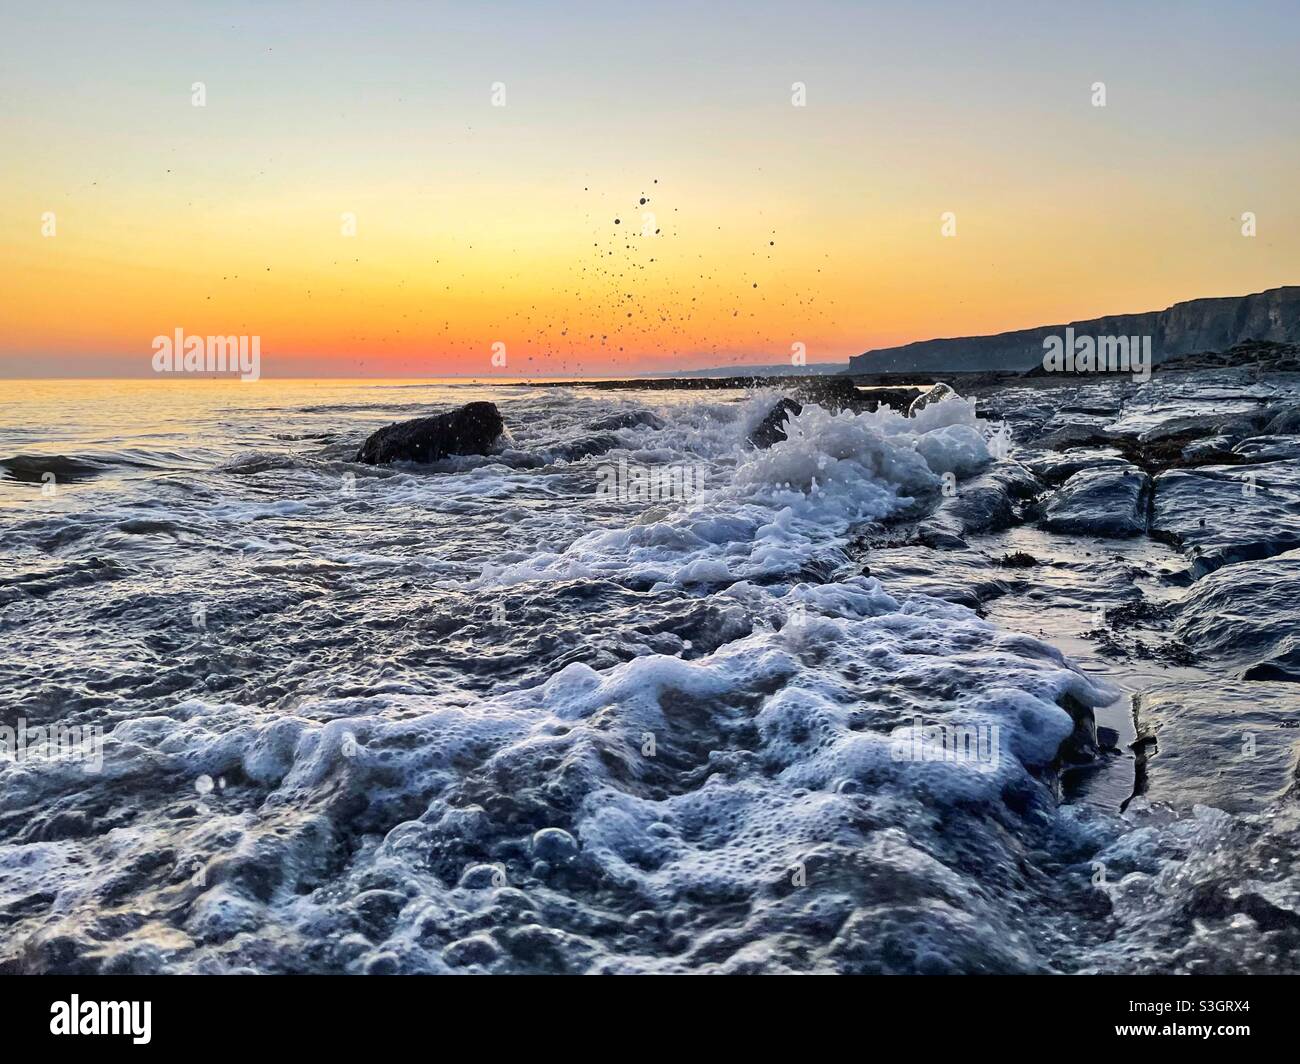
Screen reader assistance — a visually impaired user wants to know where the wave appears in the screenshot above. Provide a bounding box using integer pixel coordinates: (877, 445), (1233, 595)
(0, 454), (114, 483)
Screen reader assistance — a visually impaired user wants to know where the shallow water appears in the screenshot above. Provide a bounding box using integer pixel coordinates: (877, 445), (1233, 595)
(1, 377), (1296, 974)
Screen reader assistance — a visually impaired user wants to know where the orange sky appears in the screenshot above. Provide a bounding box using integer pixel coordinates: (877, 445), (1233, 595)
(2, 2), (1297, 378)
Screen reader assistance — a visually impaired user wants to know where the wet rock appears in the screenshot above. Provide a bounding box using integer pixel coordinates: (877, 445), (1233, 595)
(1137, 411), (1266, 446)
(914, 463), (1039, 547)
(1264, 403), (1300, 435)
(919, 483), (1011, 548)
(1132, 681), (1300, 812)
(1180, 435), (1236, 464)
(907, 382), (957, 416)
(548, 433), (620, 461)
(1036, 423), (1118, 452)
(1151, 462), (1300, 576)
(1233, 436), (1300, 463)
(1173, 549), (1300, 681)
(354, 402), (504, 464)
(1022, 447), (1130, 485)
(1039, 466), (1151, 537)
(26, 811), (94, 842)
(749, 398), (802, 448)
(985, 461), (1046, 500)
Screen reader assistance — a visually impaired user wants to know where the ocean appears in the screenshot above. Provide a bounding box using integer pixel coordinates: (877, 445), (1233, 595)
(1, 375), (1297, 973)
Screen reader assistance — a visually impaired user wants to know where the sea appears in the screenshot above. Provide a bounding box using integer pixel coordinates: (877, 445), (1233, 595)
(1, 376), (1296, 973)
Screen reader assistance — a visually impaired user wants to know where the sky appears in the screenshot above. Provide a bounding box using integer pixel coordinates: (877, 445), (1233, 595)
(1, 0), (1297, 378)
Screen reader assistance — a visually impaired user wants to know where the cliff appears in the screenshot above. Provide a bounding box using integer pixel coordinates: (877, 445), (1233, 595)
(848, 286), (1300, 374)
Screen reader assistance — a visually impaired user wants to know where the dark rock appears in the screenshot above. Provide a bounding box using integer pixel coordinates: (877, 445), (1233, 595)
(1180, 435), (1237, 464)
(1159, 338), (1300, 373)
(750, 398), (803, 448)
(1233, 436), (1300, 463)
(1023, 447), (1131, 485)
(1174, 549), (1300, 681)
(1036, 423), (1118, 452)
(1264, 403), (1300, 435)
(985, 461), (1046, 500)
(548, 434), (620, 461)
(0, 454), (109, 484)
(1151, 462), (1300, 577)
(908, 462), (1039, 549)
(1137, 411), (1267, 446)
(859, 386), (924, 413)
(355, 402), (504, 464)
(1039, 466), (1151, 537)
(790, 376), (866, 410)
(1108, 409), (1279, 473)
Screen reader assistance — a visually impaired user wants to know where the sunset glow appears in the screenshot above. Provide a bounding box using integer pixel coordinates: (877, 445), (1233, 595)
(3, 0), (1298, 377)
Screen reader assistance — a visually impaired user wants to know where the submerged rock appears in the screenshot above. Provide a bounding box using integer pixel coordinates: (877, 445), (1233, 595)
(863, 546), (1011, 609)
(1039, 465), (1151, 537)
(1174, 549), (1300, 681)
(1131, 680), (1300, 812)
(355, 402), (504, 464)
(749, 398), (803, 448)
